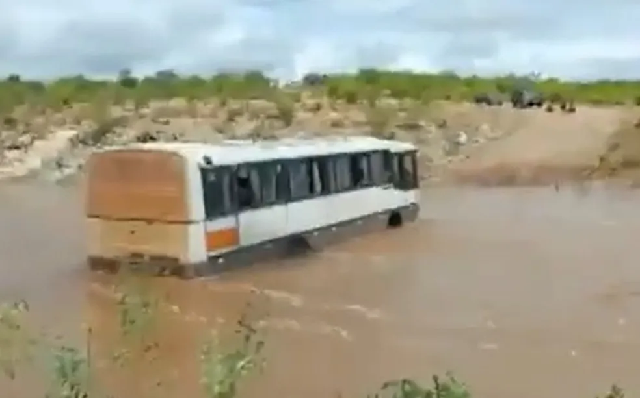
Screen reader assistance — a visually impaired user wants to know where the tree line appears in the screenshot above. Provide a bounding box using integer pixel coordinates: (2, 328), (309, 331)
(0, 69), (639, 113)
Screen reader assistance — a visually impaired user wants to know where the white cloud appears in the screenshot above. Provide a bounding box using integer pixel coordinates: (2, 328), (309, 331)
(0, 0), (638, 80)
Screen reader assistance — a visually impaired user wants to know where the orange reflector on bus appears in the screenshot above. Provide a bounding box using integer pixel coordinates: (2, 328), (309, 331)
(205, 228), (239, 251)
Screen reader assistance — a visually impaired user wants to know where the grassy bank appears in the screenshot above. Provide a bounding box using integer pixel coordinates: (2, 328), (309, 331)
(0, 272), (628, 398)
(1, 70), (640, 114)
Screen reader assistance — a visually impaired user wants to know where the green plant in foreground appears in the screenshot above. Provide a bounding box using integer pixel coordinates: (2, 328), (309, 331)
(0, 300), (37, 380)
(112, 273), (160, 367)
(200, 306), (266, 398)
(370, 373), (470, 398)
(598, 384), (625, 398)
(115, 275), (159, 339)
(47, 344), (91, 398)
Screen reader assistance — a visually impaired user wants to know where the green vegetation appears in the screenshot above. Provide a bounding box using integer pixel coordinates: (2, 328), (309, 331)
(1, 69), (640, 115)
(0, 273), (629, 397)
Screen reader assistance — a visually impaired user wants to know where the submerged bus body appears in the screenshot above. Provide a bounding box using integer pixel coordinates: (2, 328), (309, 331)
(85, 136), (420, 278)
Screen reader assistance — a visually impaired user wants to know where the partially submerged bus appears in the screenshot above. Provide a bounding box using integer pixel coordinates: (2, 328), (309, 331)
(85, 136), (420, 278)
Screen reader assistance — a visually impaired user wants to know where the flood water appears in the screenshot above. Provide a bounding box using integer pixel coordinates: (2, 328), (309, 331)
(1, 181), (640, 398)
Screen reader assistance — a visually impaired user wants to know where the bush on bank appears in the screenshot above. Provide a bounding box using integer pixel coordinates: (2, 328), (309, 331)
(1, 69), (640, 114)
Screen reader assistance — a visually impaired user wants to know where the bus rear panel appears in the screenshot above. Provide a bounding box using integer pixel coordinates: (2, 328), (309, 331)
(85, 149), (201, 275)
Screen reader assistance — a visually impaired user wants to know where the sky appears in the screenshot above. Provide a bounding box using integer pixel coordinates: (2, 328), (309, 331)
(1, 0), (639, 81)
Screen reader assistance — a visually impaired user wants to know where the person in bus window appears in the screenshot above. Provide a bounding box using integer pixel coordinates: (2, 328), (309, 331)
(236, 167), (254, 208)
(350, 156), (364, 186)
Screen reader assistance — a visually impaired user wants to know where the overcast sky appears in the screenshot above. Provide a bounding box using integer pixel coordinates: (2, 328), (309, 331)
(1, 0), (639, 80)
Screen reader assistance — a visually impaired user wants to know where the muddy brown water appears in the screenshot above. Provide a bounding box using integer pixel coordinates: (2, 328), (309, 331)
(1, 181), (640, 398)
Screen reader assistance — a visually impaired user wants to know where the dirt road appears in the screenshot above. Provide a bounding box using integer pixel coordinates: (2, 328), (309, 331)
(447, 105), (633, 183)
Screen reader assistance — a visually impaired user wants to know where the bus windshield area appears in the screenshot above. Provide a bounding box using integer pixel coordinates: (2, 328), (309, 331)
(385, 151), (418, 190)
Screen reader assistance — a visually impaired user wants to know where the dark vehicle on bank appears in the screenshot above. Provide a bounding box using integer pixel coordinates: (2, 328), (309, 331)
(473, 92), (504, 106)
(511, 89), (545, 108)
(302, 73), (328, 86)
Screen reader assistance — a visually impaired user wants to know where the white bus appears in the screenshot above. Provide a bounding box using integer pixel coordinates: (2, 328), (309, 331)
(85, 136), (420, 278)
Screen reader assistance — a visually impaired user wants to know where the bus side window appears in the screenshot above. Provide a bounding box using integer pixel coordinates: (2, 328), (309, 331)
(236, 165), (261, 210)
(313, 156), (334, 195)
(275, 163), (289, 202)
(310, 160), (322, 195)
(369, 152), (386, 186)
(383, 152), (399, 185)
(400, 152), (419, 189)
(333, 155), (354, 192)
(348, 153), (369, 187)
(258, 162), (278, 206)
(289, 158), (312, 200)
(201, 166), (233, 219)
(412, 152), (419, 188)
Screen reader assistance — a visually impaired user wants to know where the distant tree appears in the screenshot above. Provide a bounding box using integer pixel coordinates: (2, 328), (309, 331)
(302, 73), (326, 86)
(117, 68), (138, 89)
(6, 74), (20, 83)
(356, 68), (381, 85)
(155, 69), (178, 80)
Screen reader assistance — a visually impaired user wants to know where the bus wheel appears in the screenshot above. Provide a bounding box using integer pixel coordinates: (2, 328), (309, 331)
(286, 235), (313, 255)
(388, 211), (403, 228)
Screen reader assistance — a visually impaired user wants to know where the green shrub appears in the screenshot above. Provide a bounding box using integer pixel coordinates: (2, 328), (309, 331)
(369, 373), (471, 398)
(273, 94), (295, 127)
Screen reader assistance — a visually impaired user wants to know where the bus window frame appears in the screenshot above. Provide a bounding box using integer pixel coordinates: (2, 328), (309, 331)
(367, 150), (388, 187)
(254, 160), (288, 208)
(200, 165), (236, 220)
(286, 157), (315, 202)
(397, 150), (419, 190)
(205, 148), (416, 212)
(232, 161), (291, 211)
(310, 155), (335, 195)
(234, 164), (261, 211)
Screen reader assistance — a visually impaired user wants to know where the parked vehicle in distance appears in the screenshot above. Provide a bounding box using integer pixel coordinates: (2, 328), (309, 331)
(84, 136), (421, 278)
(511, 88), (545, 108)
(473, 92), (504, 106)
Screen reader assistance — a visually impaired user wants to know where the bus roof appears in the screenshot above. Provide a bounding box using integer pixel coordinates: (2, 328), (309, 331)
(94, 135), (417, 166)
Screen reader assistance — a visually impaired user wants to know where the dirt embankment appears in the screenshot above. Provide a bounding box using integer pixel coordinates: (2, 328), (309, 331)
(0, 95), (638, 186)
(443, 105), (640, 185)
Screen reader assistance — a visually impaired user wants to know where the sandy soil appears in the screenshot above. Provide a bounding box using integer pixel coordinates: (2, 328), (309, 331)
(445, 105), (637, 184)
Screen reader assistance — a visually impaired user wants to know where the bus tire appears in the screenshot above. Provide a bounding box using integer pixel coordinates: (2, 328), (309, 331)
(286, 235), (313, 255)
(388, 211), (403, 228)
